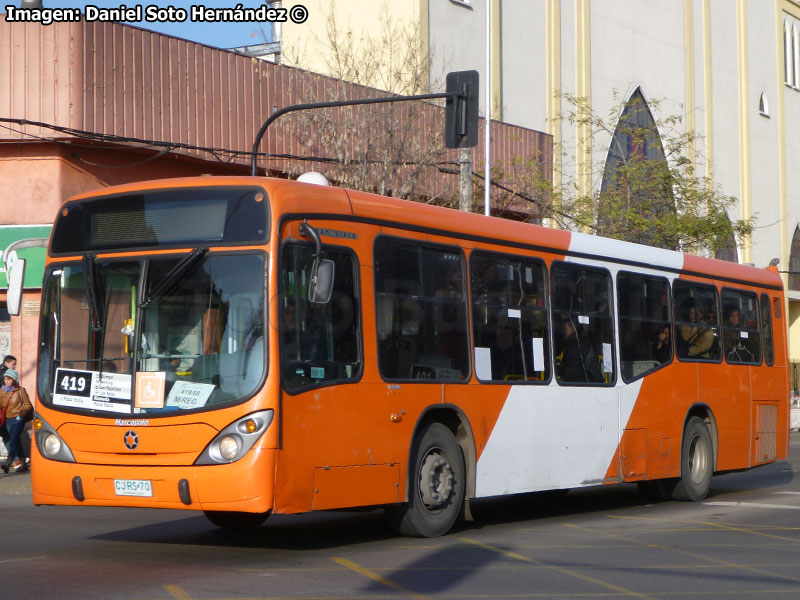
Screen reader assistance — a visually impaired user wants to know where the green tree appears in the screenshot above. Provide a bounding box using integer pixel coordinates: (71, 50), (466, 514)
(549, 91), (752, 256)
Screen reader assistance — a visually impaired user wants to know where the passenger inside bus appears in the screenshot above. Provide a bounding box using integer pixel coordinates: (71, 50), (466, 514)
(652, 325), (671, 364)
(723, 305), (740, 358)
(556, 316), (603, 383)
(160, 350), (184, 378)
(677, 300), (715, 359)
(490, 322), (516, 379)
(723, 304), (755, 362)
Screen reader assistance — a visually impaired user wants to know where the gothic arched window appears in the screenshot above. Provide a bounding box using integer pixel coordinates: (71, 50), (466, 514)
(599, 88), (676, 249)
(715, 223), (739, 263)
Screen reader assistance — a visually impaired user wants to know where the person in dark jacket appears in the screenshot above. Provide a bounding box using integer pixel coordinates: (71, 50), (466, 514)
(557, 318), (602, 383)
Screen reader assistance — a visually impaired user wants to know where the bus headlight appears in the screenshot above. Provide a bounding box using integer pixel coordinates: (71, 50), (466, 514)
(43, 433), (62, 457)
(195, 410), (273, 465)
(33, 414), (76, 463)
(217, 435), (240, 460)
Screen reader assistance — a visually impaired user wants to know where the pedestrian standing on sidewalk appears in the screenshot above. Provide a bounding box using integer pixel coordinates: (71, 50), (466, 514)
(0, 369), (32, 473)
(0, 356), (12, 452)
(0, 355), (17, 379)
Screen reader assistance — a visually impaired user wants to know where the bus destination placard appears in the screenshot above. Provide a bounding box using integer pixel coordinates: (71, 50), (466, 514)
(53, 368), (132, 414)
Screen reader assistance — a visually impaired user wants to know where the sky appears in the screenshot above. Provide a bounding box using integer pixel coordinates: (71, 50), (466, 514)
(36, 1), (278, 49)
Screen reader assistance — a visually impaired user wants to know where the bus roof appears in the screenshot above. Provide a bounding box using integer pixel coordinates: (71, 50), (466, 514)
(66, 176), (783, 291)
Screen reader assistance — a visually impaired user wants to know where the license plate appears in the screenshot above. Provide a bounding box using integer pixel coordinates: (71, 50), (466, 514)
(114, 479), (153, 497)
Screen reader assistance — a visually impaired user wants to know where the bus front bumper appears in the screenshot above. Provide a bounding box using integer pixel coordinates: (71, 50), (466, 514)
(30, 449), (277, 514)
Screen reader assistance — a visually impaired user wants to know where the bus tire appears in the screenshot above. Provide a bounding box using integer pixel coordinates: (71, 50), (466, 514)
(671, 416), (713, 501)
(386, 423), (465, 538)
(203, 510), (270, 531)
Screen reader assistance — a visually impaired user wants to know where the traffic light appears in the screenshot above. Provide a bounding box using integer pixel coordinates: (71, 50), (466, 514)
(445, 70), (479, 149)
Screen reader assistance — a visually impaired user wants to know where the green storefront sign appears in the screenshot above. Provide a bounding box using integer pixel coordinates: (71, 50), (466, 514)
(0, 225), (52, 289)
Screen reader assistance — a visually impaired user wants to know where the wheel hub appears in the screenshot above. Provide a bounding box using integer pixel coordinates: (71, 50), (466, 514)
(689, 436), (709, 484)
(419, 450), (454, 510)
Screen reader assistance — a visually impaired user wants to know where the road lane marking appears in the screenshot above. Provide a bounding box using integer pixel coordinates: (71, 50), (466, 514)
(332, 557), (430, 600)
(0, 556), (45, 564)
(705, 501), (800, 510)
(240, 567), (346, 572)
(164, 585), (193, 600)
(566, 521), (800, 586)
(607, 515), (800, 538)
(459, 537), (657, 600)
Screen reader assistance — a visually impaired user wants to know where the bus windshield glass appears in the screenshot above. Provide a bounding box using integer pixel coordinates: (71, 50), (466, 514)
(37, 253), (267, 416)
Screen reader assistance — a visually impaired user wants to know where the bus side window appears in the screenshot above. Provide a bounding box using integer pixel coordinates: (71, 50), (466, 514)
(551, 263), (615, 385)
(470, 251), (550, 383)
(674, 282), (721, 362)
(617, 272), (671, 382)
(760, 293), (775, 366)
(721, 289), (762, 365)
(375, 238), (469, 381)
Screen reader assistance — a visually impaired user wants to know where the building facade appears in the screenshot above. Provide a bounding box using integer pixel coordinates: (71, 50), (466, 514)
(283, 0), (800, 391)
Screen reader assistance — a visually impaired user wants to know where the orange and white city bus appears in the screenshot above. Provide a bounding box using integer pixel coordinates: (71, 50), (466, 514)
(25, 175), (789, 537)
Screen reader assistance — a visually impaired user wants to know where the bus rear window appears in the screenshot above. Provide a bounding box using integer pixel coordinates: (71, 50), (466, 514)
(51, 186), (269, 254)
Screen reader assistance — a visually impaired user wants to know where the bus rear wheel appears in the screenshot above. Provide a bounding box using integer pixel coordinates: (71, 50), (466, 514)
(203, 510), (270, 531)
(387, 422), (465, 538)
(671, 416), (713, 501)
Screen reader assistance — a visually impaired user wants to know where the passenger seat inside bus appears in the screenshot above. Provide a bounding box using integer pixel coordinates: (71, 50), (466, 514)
(377, 280), (422, 379)
(190, 353), (219, 389)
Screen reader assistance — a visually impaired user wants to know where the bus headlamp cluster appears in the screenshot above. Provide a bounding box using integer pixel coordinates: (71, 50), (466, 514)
(195, 410), (273, 465)
(33, 415), (76, 463)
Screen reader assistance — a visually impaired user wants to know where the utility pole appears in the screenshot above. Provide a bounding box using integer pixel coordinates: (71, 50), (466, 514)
(459, 148), (473, 212)
(484, 0), (491, 216)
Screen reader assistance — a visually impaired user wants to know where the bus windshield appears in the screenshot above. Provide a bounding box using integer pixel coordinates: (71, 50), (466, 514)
(37, 252), (267, 416)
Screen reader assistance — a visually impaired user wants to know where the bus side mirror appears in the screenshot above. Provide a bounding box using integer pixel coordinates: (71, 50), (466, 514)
(6, 258), (26, 316)
(308, 258), (335, 304)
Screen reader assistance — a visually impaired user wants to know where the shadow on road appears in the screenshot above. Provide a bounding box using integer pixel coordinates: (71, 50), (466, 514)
(89, 459), (795, 551)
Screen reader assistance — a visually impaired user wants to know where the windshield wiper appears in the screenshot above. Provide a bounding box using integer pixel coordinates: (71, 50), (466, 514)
(141, 247), (208, 307)
(82, 254), (105, 331)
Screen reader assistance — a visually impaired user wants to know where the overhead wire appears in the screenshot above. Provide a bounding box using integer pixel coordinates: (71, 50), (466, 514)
(0, 115), (554, 216)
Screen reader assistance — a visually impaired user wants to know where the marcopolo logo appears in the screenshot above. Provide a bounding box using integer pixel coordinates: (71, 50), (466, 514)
(115, 419), (149, 427)
(123, 430), (139, 450)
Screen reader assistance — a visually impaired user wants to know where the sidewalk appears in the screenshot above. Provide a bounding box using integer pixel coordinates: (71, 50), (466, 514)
(0, 428), (33, 496)
(0, 468), (30, 496)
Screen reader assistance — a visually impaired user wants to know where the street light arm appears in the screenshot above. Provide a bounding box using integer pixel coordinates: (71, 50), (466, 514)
(250, 92), (458, 176)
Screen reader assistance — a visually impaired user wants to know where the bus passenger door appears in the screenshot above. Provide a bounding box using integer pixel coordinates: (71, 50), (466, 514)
(275, 222), (406, 514)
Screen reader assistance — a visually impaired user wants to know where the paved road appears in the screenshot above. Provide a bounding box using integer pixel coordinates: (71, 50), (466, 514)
(2, 435), (800, 600)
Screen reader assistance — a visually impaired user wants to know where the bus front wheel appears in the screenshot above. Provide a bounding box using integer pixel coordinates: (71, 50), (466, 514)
(387, 422), (465, 538)
(203, 510), (270, 531)
(671, 416), (714, 501)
